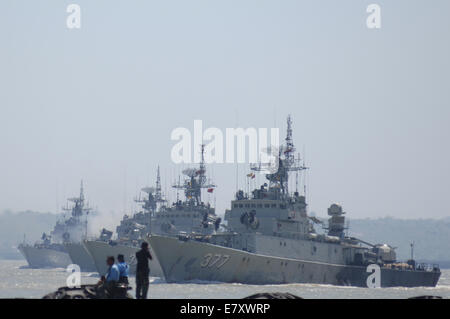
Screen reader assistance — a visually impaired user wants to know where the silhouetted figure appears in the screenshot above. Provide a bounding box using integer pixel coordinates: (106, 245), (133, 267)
(135, 242), (152, 299)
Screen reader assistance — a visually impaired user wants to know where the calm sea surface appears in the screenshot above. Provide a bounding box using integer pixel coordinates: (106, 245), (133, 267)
(0, 260), (449, 299)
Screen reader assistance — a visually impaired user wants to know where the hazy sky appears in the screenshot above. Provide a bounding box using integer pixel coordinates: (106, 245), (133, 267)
(1, 1), (449, 227)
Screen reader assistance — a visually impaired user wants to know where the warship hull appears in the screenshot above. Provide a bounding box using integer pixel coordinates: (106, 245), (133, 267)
(18, 244), (72, 268)
(64, 242), (97, 272)
(147, 235), (441, 288)
(83, 240), (164, 278)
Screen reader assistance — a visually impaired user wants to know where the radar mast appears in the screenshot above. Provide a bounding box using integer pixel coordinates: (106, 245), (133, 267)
(251, 115), (308, 197)
(173, 144), (216, 206)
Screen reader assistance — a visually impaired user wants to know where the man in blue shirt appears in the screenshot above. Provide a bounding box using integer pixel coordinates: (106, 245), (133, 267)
(117, 254), (129, 284)
(105, 256), (120, 283)
(96, 256), (123, 298)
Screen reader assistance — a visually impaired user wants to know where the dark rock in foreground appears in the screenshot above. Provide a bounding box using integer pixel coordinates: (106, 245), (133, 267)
(43, 284), (133, 299)
(244, 292), (303, 299)
(42, 288), (443, 300)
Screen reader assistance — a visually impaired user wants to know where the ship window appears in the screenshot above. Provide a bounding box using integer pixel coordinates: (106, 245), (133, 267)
(264, 204), (270, 208)
(257, 204), (262, 208)
(239, 204), (243, 208)
(187, 214), (190, 217)
(245, 204), (250, 208)
(271, 204), (276, 208)
(234, 204), (238, 208)
(251, 204), (256, 208)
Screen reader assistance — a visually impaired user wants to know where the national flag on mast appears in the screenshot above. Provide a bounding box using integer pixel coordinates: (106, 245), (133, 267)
(207, 188), (214, 193)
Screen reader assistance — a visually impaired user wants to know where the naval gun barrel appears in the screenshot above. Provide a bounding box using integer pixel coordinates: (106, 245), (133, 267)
(351, 237), (375, 247)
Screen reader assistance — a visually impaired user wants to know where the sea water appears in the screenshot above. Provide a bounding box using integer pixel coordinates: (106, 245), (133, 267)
(1, 260), (449, 299)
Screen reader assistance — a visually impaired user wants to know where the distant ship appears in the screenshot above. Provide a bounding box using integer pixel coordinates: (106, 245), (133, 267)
(83, 161), (220, 277)
(18, 182), (92, 269)
(147, 116), (441, 287)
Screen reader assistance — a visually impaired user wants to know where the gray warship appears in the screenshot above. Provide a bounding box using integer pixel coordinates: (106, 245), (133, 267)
(63, 228), (113, 272)
(147, 116), (441, 287)
(19, 182), (92, 269)
(84, 162), (220, 277)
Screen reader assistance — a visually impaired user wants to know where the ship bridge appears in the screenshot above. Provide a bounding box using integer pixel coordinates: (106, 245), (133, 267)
(225, 191), (310, 237)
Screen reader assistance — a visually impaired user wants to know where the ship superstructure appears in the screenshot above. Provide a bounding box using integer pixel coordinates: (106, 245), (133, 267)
(155, 146), (220, 236)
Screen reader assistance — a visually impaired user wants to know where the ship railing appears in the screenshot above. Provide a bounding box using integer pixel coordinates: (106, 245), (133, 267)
(383, 262), (413, 271)
(416, 263), (440, 272)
